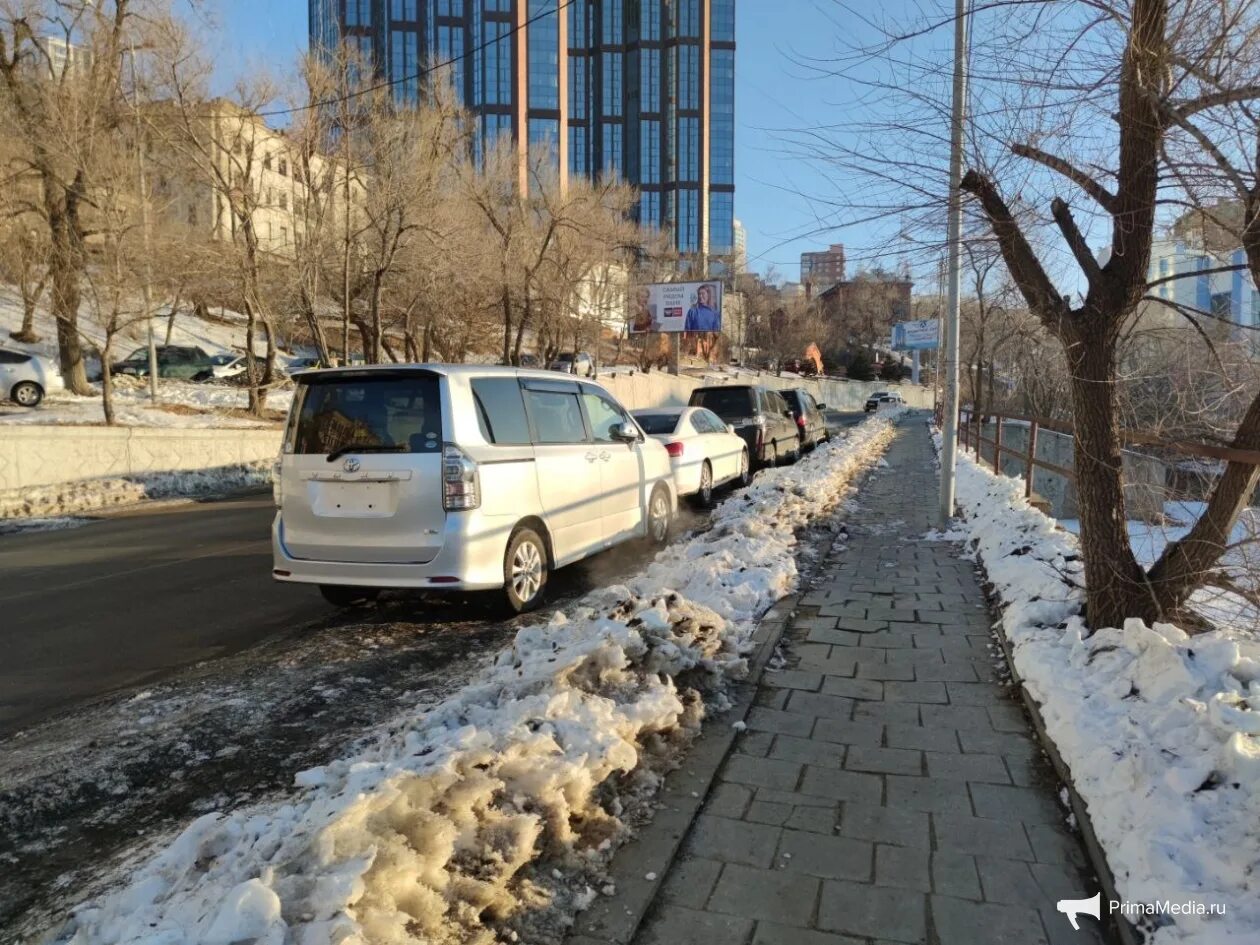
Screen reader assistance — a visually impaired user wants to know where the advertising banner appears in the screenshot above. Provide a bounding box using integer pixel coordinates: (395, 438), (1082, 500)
(891, 318), (940, 350)
(628, 281), (724, 334)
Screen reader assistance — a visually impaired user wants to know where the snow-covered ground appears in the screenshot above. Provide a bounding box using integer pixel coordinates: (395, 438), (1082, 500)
(0, 285), (293, 427)
(939, 426), (1260, 945)
(0, 463), (274, 521)
(43, 415), (902, 945)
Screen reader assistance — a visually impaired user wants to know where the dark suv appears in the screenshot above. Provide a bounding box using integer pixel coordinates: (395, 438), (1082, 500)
(781, 388), (830, 451)
(688, 384), (800, 469)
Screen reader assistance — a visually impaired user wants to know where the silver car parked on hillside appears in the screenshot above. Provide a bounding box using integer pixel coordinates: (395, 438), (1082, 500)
(0, 348), (64, 407)
(271, 364), (677, 613)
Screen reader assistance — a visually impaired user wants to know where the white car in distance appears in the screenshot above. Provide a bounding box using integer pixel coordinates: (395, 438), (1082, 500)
(631, 406), (751, 507)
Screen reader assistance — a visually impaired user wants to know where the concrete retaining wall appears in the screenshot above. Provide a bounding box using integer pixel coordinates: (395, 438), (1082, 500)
(0, 376), (929, 493)
(601, 372), (932, 413)
(0, 425), (284, 492)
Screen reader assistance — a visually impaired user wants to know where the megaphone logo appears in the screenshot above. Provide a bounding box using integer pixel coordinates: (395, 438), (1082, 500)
(1056, 891), (1101, 930)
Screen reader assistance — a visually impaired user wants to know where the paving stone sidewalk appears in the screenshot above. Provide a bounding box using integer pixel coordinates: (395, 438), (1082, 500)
(634, 420), (1110, 945)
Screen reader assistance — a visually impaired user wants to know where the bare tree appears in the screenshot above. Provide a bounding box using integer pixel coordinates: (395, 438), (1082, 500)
(0, 0), (161, 394)
(0, 221), (48, 342)
(959, 0), (1260, 627)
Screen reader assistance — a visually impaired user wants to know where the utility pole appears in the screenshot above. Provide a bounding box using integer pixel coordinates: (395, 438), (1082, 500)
(130, 43), (158, 403)
(939, 0), (968, 527)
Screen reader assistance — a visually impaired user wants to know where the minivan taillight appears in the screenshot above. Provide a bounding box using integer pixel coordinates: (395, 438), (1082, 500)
(665, 441), (685, 458)
(442, 444), (480, 511)
(795, 415), (806, 428)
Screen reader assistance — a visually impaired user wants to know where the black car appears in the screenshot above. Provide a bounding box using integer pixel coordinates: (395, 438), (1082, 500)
(781, 388), (830, 451)
(688, 384), (800, 469)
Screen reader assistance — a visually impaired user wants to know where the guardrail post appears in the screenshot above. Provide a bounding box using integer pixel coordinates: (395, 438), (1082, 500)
(1025, 420), (1039, 498)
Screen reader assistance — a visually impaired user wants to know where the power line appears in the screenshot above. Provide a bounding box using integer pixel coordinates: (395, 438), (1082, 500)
(257, 0), (576, 120)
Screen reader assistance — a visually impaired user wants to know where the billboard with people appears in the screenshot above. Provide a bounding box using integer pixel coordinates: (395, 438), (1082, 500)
(628, 281), (723, 334)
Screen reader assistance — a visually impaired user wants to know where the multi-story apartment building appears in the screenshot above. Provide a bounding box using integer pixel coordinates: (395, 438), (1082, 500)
(800, 242), (846, 291)
(1147, 238), (1260, 329)
(308, 1), (736, 259)
(156, 101), (360, 262)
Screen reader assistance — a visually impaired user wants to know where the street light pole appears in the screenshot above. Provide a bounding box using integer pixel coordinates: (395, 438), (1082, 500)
(939, 0), (968, 527)
(129, 43), (158, 403)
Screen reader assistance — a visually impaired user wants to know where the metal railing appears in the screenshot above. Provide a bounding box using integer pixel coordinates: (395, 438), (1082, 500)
(957, 409), (1260, 501)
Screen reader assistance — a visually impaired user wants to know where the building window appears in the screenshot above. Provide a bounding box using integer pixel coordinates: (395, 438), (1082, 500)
(528, 1), (560, 110)
(346, 0), (371, 27)
(601, 0), (623, 44)
(710, 191), (734, 254)
(643, 0), (661, 40)
(482, 19), (511, 106)
(279, 191), (288, 210)
(711, 0), (734, 42)
(278, 157), (288, 177)
(675, 0), (700, 38)
(263, 153), (273, 171)
(678, 116), (699, 182)
(569, 53), (588, 118)
(530, 118), (559, 169)
(677, 45), (699, 110)
(677, 189), (699, 252)
(640, 48), (660, 112)
(187, 203), (197, 225)
(602, 52), (623, 116)
(639, 119), (660, 183)
(570, 124), (589, 175)
(391, 0), (419, 20)
(601, 121), (623, 177)
(638, 191), (660, 229)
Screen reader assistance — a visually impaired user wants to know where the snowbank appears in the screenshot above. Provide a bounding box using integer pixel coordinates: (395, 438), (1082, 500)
(47, 416), (901, 945)
(0, 463), (273, 521)
(940, 428), (1260, 945)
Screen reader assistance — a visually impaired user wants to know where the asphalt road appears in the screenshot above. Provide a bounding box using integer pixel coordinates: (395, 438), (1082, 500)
(0, 415), (866, 739)
(0, 494), (327, 736)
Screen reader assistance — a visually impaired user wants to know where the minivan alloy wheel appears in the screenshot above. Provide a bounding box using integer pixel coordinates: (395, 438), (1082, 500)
(511, 539), (543, 603)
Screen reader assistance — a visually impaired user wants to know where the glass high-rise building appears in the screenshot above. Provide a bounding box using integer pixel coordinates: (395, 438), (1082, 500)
(308, 1), (736, 258)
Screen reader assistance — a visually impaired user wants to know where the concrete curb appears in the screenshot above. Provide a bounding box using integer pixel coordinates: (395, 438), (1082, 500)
(564, 593), (799, 945)
(980, 562), (1143, 945)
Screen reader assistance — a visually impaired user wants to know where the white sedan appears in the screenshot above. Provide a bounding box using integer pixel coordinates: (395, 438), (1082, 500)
(632, 406), (751, 507)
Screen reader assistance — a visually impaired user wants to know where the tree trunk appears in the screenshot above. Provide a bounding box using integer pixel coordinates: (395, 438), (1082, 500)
(47, 199), (91, 395)
(368, 272), (384, 364)
(243, 299), (261, 416)
(1065, 327), (1148, 629)
(164, 290), (182, 346)
(501, 287), (513, 364)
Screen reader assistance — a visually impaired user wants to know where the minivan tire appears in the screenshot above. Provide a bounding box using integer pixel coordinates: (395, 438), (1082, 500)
(320, 585), (380, 607)
(11, 381), (42, 407)
(504, 527), (549, 614)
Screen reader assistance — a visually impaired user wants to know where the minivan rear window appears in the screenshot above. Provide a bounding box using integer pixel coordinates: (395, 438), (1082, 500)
(293, 374), (442, 454)
(691, 387), (753, 420)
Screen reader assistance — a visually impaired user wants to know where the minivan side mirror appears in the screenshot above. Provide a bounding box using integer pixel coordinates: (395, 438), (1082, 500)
(610, 421), (640, 443)
(726, 423), (736, 435)
(783, 409), (794, 419)
(816, 403), (826, 411)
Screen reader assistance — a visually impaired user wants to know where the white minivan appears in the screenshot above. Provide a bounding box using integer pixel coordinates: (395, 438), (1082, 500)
(271, 365), (677, 612)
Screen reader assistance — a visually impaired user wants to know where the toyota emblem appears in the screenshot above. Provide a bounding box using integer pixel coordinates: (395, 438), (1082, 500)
(343, 457), (361, 473)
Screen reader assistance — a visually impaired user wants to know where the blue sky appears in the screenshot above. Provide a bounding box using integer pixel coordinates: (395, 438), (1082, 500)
(203, 1), (933, 283)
